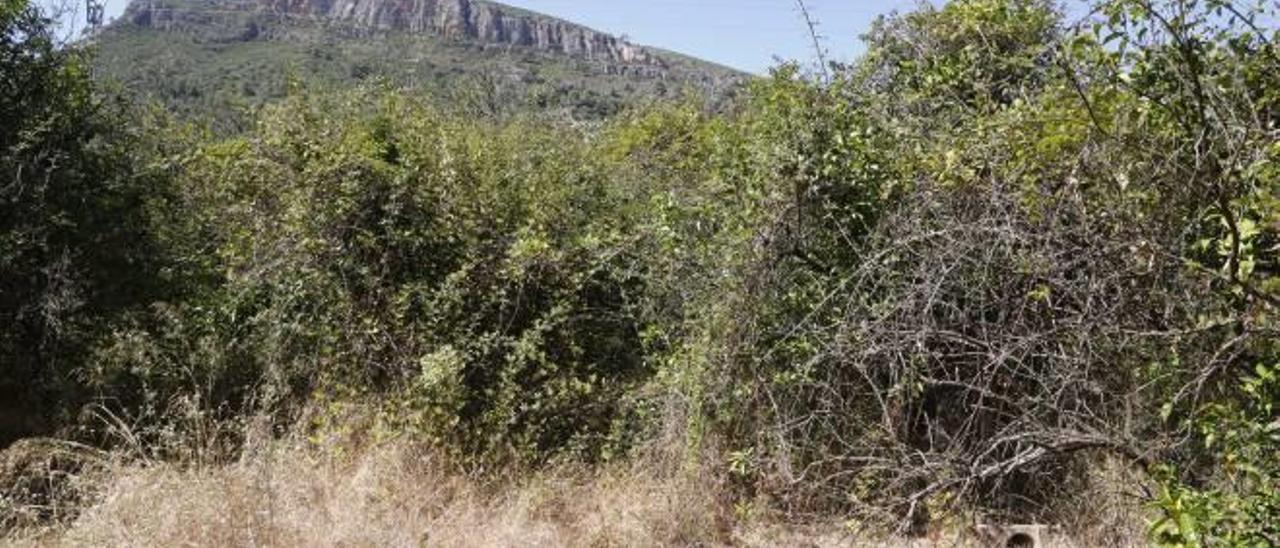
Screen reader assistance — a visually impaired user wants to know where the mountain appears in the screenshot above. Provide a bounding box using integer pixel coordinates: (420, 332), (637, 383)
(91, 0), (744, 127)
(257, 0), (666, 66)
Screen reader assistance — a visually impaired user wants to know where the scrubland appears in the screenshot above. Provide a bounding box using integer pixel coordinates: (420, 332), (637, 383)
(3, 0), (1278, 545)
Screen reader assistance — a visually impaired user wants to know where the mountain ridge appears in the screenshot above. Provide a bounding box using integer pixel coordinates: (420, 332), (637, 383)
(267, 0), (665, 66)
(96, 0), (743, 128)
(121, 0), (696, 70)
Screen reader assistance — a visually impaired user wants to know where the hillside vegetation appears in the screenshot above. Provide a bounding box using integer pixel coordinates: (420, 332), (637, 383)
(90, 0), (742, 130)
(2, 0), (1279, 545)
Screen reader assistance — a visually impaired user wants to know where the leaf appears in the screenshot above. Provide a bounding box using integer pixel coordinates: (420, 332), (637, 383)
(1177, 511), (1198, 542)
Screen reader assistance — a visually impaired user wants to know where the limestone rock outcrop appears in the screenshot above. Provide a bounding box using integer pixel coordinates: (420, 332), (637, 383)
(235, 0), (665, 66)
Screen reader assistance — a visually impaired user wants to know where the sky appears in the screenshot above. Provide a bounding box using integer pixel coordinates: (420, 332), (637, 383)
(56, 0), (925, 73)
(495, 0), (924, 73)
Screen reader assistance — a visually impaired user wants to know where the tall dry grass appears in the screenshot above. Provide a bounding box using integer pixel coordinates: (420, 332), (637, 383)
(5, 440), (739, 547)
(71, 444), (474, 546)
(2, 421), (1146, 547)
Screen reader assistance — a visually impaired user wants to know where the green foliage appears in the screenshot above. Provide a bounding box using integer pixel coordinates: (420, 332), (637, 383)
(859, 0), (1059, 114)
(630, 0), (1280, 531)
(1082, 1), (1280, 542)
(5, 0), (1280, 541)
(0, 0), (174, 445)
(601, 68), (895, 461)
(87, 89), (660, 464)
(1152, 361), (1280, 546)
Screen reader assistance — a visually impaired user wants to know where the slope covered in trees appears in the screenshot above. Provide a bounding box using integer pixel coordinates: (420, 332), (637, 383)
(90, 0), (742, 130)
(3, 0), (1278, 544)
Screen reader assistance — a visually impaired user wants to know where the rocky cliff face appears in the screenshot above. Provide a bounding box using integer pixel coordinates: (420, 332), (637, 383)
(259, 0), (666, 66)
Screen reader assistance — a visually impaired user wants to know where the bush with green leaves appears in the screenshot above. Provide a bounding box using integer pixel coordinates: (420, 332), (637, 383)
(1151, 361), (1280, 546)
(0, 0), (175, 446)
(621, 0), (1280, 532)
(1090, 0), (1279, 542)
(87, 89), (663, 464)
(4, 0), (1279, 541)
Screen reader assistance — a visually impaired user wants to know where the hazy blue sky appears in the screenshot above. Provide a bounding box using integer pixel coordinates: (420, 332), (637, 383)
(63, 0), (925, 73)
(496, 1), (924, 73)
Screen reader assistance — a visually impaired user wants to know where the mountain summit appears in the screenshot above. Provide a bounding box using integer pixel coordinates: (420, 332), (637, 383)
(97, 0), (741, 127)
(129, 0), (668, 67)
(261, 0), (665, 66)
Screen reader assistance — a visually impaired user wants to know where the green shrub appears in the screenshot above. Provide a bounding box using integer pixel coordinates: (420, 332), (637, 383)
(88, 90), (659, 464)
(0, 0), (175, 445)
(1152, 361), (1280, 546)
(6, 0), (1279, 540)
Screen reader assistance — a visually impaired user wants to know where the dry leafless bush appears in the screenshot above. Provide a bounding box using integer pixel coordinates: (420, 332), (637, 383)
(743, 173), (1206, 531)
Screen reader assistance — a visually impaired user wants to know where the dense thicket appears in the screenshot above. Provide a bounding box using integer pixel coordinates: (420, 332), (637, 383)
(2, 0), (1277, 543)
(0, 0), (175, 444)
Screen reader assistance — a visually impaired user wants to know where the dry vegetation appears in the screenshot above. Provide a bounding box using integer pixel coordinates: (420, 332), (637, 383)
(3, 402), (1150, 546)
(3, 434), (744, 547)
(33, 445), (724, 547)
(3, 426), (1146, 547)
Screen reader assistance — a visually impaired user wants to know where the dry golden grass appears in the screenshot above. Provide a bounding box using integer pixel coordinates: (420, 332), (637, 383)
(2, 433), (1147, 547)
(6, 439), (744, 547)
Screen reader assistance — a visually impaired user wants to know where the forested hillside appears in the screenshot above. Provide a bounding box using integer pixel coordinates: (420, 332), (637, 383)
(90, 0), (742, 130)
(3, 0), (1278, 545)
